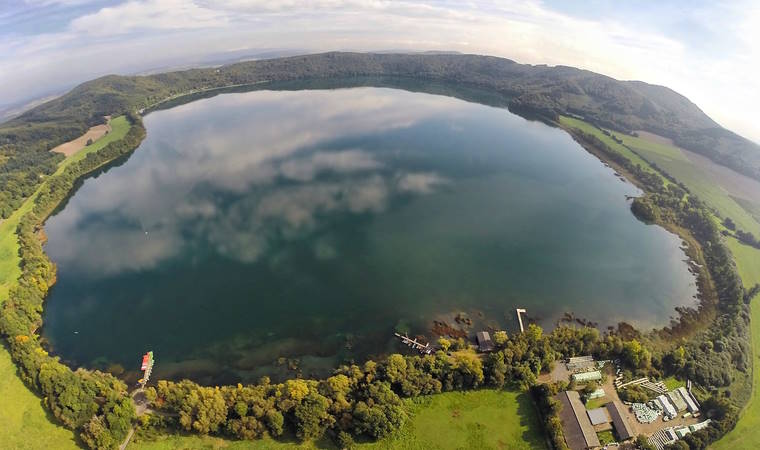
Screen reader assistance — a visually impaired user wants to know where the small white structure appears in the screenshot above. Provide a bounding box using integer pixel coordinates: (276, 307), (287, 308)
(690, 419), (711, 432)
(586, 388), (606, 400)
(572, 370), (602, 383)
(516, 308), (526, 332)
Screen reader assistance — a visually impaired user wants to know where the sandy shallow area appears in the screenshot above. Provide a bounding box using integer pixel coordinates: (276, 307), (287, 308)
(51, 118), (111, 156)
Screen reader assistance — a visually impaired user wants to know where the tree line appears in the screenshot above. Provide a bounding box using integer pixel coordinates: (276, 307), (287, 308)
(0, 113), (146, 448)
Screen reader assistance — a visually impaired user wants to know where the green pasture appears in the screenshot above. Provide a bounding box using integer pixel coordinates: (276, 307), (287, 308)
(713, 239), (760, 449)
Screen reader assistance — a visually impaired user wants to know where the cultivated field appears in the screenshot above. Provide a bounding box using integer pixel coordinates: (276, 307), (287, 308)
(51, 120), (112, 156)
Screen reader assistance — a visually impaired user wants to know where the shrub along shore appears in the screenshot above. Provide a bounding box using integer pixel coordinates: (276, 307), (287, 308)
(0, 77), (755, 449)
(0, 113), (145, 448)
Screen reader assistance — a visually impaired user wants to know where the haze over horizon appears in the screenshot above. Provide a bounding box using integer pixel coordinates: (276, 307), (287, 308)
(1, 0), (758, 143)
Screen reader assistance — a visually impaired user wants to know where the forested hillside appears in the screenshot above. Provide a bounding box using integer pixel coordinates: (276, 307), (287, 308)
(2, 52), (758, 217)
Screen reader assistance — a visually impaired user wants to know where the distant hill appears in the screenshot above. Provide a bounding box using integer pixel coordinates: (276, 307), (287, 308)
(1, 52), (758, 216)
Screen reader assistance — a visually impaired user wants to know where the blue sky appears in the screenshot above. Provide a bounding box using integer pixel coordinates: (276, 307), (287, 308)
(1, 0), (758, 141)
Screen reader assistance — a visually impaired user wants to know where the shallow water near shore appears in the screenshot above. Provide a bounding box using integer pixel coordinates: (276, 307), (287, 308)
(42, 83), (697, 383)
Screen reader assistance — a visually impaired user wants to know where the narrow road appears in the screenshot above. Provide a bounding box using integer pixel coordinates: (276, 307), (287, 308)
(118, 428), (135, 450)
(118, 388), (147, 450)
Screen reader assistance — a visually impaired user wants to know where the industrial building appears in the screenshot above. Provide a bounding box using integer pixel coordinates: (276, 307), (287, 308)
(555, 391), (601, 449)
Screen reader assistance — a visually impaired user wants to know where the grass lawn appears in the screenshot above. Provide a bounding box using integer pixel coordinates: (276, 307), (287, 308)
(0, 116), (130, 450)
(0, 344), (79, 449)
(597, 430), (615, 445)
(713, 239), (760, 449)
(662, 376), (685, 392)
(584, 396), (609, 410)
(132, 434), (318, 450)
(132, 390), (546, 450)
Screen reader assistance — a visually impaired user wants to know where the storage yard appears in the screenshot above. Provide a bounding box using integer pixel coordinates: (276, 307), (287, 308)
(551, 356), (706, 449)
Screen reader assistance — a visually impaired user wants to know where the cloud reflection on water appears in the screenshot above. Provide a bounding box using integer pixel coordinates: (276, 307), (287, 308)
(49, 88), (459, 276)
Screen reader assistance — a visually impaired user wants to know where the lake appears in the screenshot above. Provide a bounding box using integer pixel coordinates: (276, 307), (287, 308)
(42, 84), (697, 383)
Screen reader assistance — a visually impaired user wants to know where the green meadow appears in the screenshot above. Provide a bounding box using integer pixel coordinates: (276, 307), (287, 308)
(558, 116), (659, 177)
(0, 345), (79, 450)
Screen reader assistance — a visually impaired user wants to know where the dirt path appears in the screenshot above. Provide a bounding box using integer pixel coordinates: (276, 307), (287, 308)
(51, 117), (112, 157)
(118, 428), (135, 450)
(119, 388), (179, 449)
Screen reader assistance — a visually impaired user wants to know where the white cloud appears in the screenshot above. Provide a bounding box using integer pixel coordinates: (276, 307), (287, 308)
(69, 0), (228, 35)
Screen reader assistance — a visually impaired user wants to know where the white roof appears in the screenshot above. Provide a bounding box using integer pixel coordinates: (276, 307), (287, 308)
(657, 395), (677, 417)
(677, 387), (699, 413)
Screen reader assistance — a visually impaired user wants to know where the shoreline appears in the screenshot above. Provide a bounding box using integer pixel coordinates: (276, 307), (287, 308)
(554, 122), (718, 339)
(31, 93), (710, 386)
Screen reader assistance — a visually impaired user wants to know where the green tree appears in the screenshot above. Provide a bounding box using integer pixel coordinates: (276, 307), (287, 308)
(437, 337), (451, 352)
(492, 330), (508, 347)
(293, 392), (333, 441)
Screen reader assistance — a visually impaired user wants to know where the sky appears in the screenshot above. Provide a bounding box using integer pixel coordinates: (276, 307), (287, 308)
(1, 0), (758, 142)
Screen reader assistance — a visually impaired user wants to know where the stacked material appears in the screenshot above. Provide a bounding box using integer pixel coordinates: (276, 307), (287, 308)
(649, 428), (677, 450)
(632, 402), (660, 423)
(567, 355), (595, 372)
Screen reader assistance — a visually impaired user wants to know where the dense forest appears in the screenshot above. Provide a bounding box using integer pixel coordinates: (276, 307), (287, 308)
(2, 52), (759, 218)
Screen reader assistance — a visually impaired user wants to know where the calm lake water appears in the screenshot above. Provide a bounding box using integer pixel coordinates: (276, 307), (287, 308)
(42, 85), (697, 383)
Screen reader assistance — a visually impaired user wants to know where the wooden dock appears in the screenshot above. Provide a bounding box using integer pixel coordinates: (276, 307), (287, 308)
(394, 333), (434, 355)
(516, 308), (526, 332)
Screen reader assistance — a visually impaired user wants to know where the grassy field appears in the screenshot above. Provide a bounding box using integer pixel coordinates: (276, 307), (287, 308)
(662, 376), (686, 392)
(0, 116), (130, 450)
(584, 396), (609, 411)
(712, 239), (760, 449)
(132, 390), (546, 450)
(0, 344), (79, 449)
